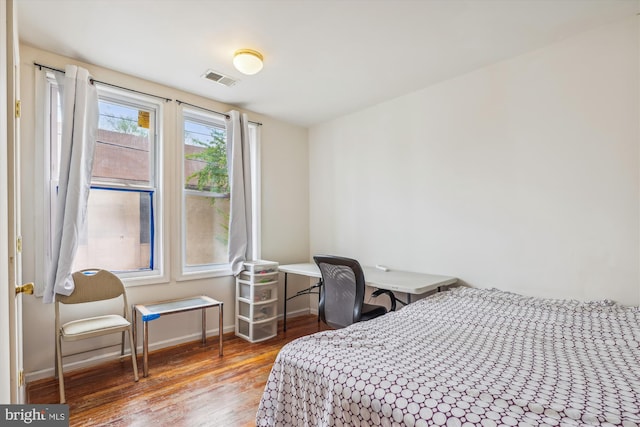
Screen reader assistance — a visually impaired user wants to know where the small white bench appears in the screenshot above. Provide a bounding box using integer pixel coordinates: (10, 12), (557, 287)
(133, 295), (223, 377)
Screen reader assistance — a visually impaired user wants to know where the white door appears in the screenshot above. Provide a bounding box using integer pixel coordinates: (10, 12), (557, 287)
(5, 0), (26, 404)
(0, 0), (12, 405)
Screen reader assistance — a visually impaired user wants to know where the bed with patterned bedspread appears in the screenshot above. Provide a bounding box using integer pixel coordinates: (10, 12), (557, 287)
(256, 287), (640, 427)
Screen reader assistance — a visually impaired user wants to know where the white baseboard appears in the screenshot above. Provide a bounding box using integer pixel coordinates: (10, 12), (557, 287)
(280, 307), (313, 318)
(27, 308), (323, 384)
(25, 324), (234, 384)
(28, 308), (320, 384)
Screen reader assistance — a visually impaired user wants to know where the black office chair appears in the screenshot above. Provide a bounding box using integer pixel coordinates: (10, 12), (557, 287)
(313, 255), (395, 329)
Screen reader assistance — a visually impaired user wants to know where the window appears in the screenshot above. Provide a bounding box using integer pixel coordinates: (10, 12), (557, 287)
(38, 67), (261, 288)
(46, 74), (162, 279)
(181, 109), (230, 274)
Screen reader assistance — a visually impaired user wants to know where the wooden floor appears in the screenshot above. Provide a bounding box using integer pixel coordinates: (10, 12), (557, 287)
(28, 315), (329, 427)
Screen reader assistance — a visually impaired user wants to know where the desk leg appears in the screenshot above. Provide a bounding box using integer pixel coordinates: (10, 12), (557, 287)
(283, 272), (288, 332)
(143, 321), (149, 378)
(202, 309), (206, 344)
(407, 293), (412, 304)
(218, 303), (223, 357)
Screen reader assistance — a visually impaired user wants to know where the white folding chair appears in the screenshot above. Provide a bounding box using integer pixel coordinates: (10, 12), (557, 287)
(55, 269), (139, 403)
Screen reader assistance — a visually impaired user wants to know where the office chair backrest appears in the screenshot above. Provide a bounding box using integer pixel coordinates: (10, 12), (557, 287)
(314, 255), (366, 329)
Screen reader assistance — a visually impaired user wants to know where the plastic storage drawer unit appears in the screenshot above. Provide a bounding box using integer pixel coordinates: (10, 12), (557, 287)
(235, 260), (279, 343)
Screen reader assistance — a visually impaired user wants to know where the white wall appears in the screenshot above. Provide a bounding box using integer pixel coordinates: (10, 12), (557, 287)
(19, 44), (310, 380)
(309, 16), (640, 305)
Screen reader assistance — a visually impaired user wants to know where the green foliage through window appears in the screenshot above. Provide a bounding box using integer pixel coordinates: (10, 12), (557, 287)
(185, 126), (228, 194)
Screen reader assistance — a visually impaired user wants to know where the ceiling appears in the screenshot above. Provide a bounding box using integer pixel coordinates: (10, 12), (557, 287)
(17, 0), (639, 128)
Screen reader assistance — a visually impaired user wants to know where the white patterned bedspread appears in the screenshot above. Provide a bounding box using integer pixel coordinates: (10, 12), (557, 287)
(256, 287), (640, 427)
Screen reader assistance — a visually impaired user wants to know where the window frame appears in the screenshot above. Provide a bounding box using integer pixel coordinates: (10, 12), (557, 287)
(37, 71), (167, 288)
(34, 67), (261, 291)
(248, 122), (261, 262)
(179, 107), (232, 278)
(91, 86), (166, 284)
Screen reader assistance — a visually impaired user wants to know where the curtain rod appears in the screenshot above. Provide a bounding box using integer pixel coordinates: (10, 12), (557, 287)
(35, 63), (263, 126)
(34, 62), (173, 103)
(176, 99), (262, 126)
(176, 99), (229, 119)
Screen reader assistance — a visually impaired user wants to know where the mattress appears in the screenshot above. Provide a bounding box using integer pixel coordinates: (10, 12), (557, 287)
(256, 287), (640, 426)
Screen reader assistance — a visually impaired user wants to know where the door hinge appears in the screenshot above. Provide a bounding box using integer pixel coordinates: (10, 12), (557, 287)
(18, 370), (24, 387)
(15, 100), (20, 118)
(16, 237), (21, 253)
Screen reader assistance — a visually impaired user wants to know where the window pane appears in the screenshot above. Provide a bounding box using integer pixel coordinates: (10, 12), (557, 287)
(95, 100), (152, 186)
(182, 111), (230, 272)
(185, 195), (229, 266)
(73, 189), (153, 272)
(184, 118), (228, 193)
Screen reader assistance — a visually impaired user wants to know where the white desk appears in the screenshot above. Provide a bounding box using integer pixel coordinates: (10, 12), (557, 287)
(280, 263), (457, 331)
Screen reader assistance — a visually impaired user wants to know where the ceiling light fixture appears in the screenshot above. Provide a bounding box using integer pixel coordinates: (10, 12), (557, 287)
(233, 49), (264, 75)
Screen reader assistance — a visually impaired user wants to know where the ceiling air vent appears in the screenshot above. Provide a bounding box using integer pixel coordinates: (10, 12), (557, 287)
(202, 69), (237, 87)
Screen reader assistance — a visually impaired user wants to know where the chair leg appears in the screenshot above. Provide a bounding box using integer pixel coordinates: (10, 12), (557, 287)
(56, 335), (65, 404)
(121, 331), (125, 358)
(128, 328), (139, 382)
(54, 334), (58, 380)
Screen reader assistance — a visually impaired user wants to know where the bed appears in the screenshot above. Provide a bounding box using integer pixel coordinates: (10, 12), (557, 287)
(256, 287), (640, 426)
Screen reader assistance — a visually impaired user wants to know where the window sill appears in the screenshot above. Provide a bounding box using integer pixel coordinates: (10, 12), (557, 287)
(121, 270), (169, 287)
(177, 267), (233, 282)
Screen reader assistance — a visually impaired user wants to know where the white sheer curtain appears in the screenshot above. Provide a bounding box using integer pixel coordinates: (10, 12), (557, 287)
(44, 65), (98, 303)
(226, 110), (254, 275)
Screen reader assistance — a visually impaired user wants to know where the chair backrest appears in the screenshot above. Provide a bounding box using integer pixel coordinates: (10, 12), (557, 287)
(56, 268), (128, 314)
(55, 269), (129, 321)
(313, 255), (366, 329)
(59, 269), (127, 304)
